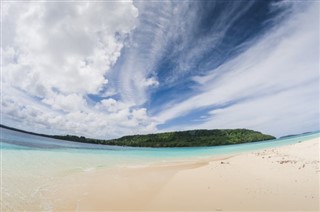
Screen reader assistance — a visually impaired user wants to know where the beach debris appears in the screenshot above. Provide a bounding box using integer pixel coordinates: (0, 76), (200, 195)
(278, 160), (297, 164)
(220, 161), (229, 164)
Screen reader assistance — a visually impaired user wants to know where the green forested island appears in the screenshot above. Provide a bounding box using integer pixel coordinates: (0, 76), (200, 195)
(1, 124), (275, 147)
(106, 129), (275, 147)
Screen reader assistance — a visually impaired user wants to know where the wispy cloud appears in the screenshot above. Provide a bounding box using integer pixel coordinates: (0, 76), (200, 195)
(155, 1), (319, 136)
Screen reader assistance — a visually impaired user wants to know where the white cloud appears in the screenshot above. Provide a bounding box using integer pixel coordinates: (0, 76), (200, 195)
(155, 1), (319, 136)
(2, 1), (138, 97)
(2, 1), (158, 138)
(2, 87), (157, 138)
(95, 98), (126, 113)
(114, 1), (170, 105)
(196, 82), (318, 137)
(42, 93), (87, 113)
(143, 77), (159, 87)
(116, 1), (257, 105)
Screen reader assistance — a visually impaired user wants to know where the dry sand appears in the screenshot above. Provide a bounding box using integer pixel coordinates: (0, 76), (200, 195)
(149, 138), (320, 211)
(34, 138), (320, 211)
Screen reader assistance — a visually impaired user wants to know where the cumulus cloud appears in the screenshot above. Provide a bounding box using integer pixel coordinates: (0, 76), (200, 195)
(2, 86), (157, 138)
(2, 1), (138, 96)
(2, 1), (158, 138)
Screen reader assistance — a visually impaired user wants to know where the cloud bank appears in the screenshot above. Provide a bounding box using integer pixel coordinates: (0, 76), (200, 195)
(2, 1), (156, 138)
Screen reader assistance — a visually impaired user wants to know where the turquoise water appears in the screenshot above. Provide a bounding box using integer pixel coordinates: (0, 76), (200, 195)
(2, 127), (320, 167)
(1, 127), (319, 177)
(1, 127), (319, 210)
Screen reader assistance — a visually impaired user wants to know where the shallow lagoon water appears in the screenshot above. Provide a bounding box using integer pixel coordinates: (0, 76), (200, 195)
(1, 127), (319, 180)
(1, 127), (319, 210)
(2, 127), (320, 169)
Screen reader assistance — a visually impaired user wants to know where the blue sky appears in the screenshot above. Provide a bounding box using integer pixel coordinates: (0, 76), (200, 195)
(2, 0), (319, 138)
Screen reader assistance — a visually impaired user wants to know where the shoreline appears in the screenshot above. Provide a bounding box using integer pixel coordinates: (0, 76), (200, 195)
(48, 137), (319, 211)
(2, 137), (319, 211)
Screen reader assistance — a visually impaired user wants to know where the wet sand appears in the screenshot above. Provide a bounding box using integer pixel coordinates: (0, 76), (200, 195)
(45, 138), (319, 211)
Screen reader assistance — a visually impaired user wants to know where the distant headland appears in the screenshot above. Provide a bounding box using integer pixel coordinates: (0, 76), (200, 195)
(0, 124), (275, 148)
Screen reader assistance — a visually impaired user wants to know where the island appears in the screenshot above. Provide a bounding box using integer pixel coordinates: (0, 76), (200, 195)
(1, 124), (275, 147)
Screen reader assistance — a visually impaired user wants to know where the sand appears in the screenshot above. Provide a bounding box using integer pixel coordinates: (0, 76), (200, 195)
(4, 138), (319, 211)
(42, 137), (319, 211)
(149, 138), (320, 211)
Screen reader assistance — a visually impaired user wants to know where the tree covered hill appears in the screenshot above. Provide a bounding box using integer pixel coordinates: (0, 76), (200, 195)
(1, 125), (275, 147)
(106, 129), (275, 147)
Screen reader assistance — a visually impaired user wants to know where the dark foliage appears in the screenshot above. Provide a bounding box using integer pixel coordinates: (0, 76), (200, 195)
(105, 129), (275, 147)
(1, 124), (275, 148)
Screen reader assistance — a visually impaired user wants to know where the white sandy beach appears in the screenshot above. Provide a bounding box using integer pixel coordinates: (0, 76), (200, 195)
(39, 137), (319, 211)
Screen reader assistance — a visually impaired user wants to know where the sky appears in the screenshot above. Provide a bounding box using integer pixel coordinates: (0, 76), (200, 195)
(1, 0), (319, 139)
